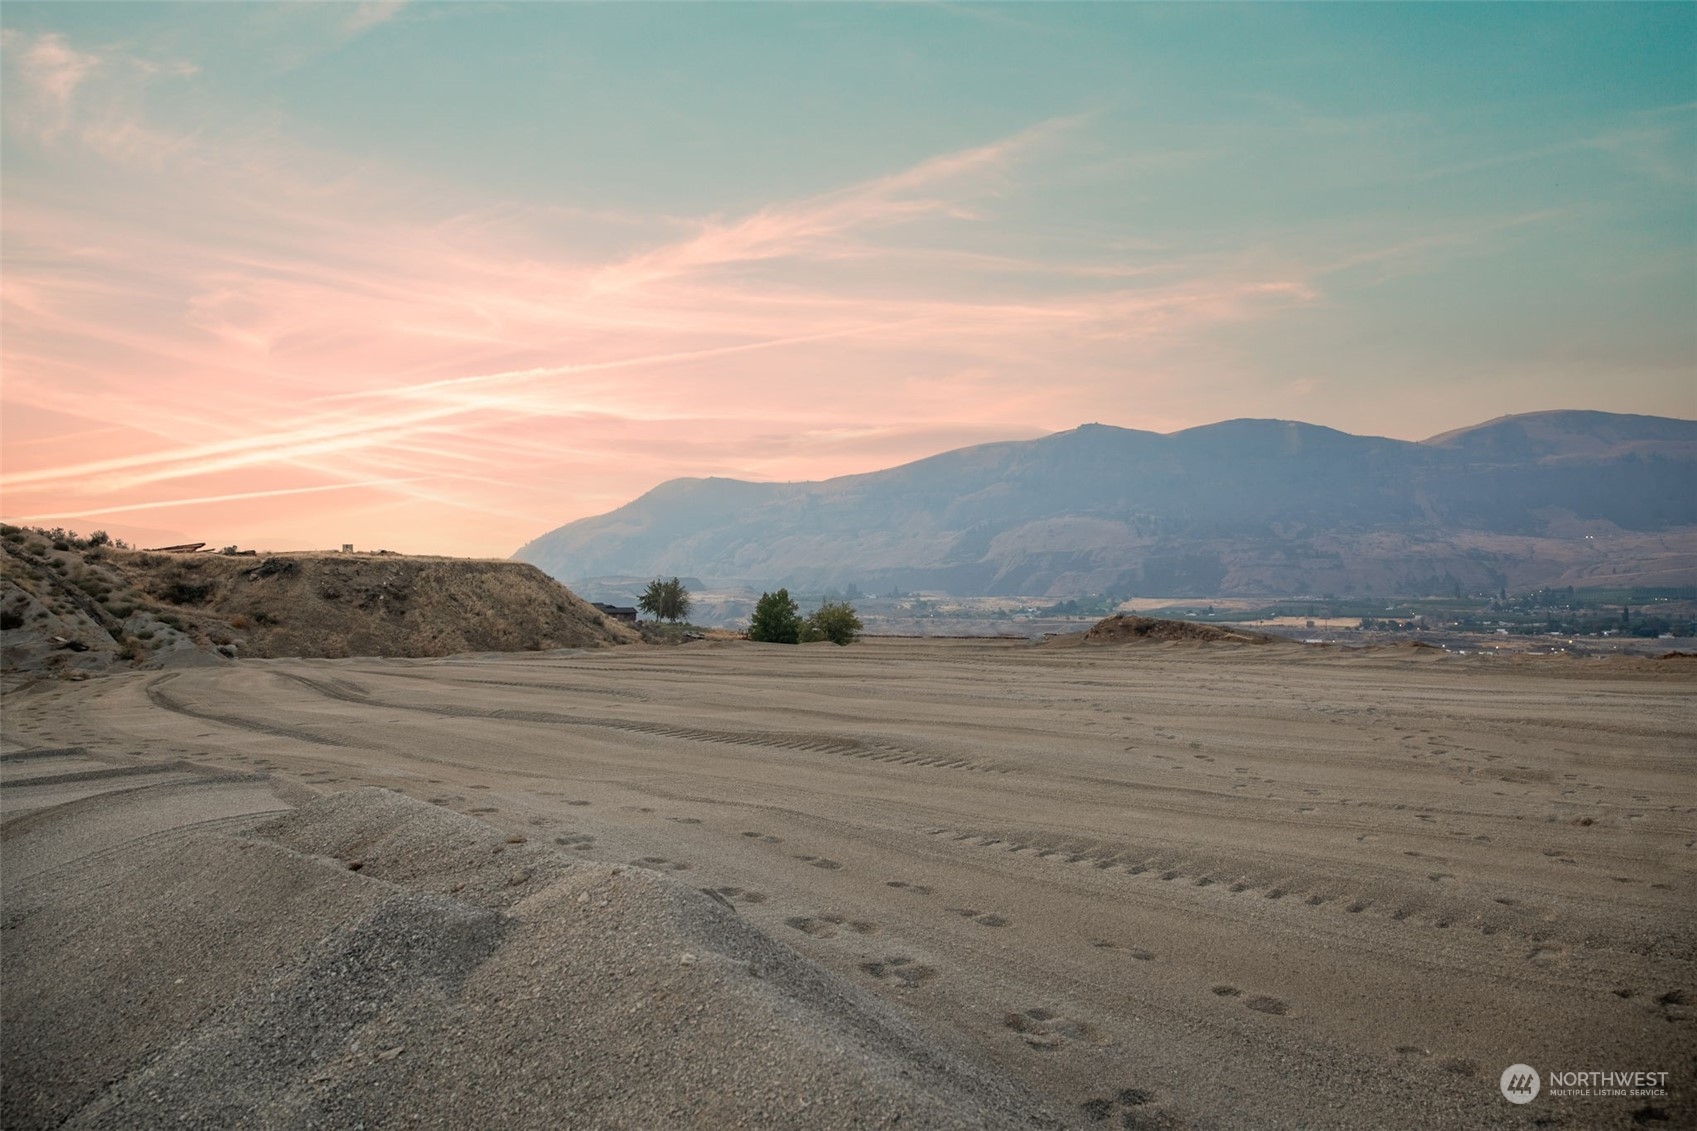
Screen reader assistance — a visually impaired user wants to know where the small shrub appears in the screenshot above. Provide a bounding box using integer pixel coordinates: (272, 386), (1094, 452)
(802, 600), (863, 646)
(0, 610), (23, 631)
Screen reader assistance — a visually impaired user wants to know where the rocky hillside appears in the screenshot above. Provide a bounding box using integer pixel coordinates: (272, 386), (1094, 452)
(1, 528), (635, 678)
(515, 411), (1697, 598)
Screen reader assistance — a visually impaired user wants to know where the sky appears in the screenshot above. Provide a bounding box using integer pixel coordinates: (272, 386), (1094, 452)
(2, 3), (1693, 557)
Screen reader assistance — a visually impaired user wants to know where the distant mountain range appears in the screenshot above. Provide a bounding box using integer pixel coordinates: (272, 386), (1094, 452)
(514, 411), (1697, 598)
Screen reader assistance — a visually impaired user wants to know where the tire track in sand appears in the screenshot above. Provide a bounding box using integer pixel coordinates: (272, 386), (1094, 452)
(146, 675), (354, 749)
(273, 671), (1009, 773)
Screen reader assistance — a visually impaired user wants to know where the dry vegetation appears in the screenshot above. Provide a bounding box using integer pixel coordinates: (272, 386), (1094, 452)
(0, 528), (634, 679)
(1080, 614), (1284, 645)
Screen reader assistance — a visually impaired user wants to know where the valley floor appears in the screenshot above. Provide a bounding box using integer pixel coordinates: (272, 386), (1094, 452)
(4, 638), (1693, 1128)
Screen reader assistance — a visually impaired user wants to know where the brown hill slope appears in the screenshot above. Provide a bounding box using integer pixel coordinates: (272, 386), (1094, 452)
(1, 529), (634, 678)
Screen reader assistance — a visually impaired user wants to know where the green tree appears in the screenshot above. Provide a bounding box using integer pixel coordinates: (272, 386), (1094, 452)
(638, 577), (691, 623)
(802, 600), (862, 646)
(747, 588), (801, 643)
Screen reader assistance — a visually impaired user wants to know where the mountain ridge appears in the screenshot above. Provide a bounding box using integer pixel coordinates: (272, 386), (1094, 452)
(515, 411), (1697, 598)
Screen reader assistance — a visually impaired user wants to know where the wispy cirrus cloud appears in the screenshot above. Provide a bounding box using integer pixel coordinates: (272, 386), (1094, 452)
(0, 29), (1347, 555)
(1, 30), (99, 137)
(591, 115), (1084, 292)
(344, 2), (409, 37)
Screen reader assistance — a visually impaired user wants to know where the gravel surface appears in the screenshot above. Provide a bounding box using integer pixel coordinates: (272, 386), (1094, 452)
(4, 787), (1062, 1130)
(7, 638), (1692, 1128)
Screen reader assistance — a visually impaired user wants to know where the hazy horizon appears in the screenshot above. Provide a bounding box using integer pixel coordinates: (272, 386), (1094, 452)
(3, 3), (1693, 556)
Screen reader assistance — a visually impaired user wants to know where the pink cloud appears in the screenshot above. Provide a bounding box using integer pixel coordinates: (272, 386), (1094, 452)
(1, 48), (1324, 556)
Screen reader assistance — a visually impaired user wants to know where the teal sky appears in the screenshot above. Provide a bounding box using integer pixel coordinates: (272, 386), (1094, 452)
(3, 2), (1693, 555)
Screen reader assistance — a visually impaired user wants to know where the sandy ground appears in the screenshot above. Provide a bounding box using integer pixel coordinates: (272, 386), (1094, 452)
(4, 637), (1693, 1128)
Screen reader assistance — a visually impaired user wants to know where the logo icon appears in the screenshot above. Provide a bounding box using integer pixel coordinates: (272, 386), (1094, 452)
(1500, 1064), (1540, 1104)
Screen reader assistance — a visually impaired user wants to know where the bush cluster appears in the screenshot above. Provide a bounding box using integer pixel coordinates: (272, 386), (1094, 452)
(747, 589), (862, 646)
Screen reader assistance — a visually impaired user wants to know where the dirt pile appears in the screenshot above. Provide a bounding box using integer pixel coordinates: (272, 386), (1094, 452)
(1081, 614), (1282, 645)
(2, 786), (1056, 1130)
(0, 529), (635, 677)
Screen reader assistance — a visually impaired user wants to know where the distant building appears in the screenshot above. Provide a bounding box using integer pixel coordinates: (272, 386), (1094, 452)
(341, 544), (354, 553)
(593, 603), (638, 625)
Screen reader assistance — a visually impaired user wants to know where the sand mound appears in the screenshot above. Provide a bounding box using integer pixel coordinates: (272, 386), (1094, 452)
(1, 533), (636, 678)
(1081, 614), (1282, 645)
(3, 787), (1056, 1130)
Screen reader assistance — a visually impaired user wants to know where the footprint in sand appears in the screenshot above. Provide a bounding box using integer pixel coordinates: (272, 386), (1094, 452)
(631, 856), (690, 872)
(947, 907), (1011, 927)
(792, 854), (843, 870)
(1089, 940), (1155, 960)
(786, 914), (877, 938)
(860, 956), (936, 988)
(741, 831), (783, 844)
(1080, 1087), (1158, 1124)
(1002, 1007), (1102, 1051)
(713, 886), (768, 905)
(1213, 985), (1288, 1015)
(885, 880), (933, 895)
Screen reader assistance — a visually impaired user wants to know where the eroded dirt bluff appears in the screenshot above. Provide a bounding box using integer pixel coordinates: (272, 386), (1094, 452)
(1079, 614), (1284, 645)
(0, 534), (636, 677)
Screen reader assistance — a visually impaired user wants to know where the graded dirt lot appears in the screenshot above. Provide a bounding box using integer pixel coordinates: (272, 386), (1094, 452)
(4, 638), (1693, 1128)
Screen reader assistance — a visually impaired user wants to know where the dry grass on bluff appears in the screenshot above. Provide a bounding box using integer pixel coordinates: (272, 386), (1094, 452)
(1080, 613), (1284, 645)
(0, 530), (635, 678)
